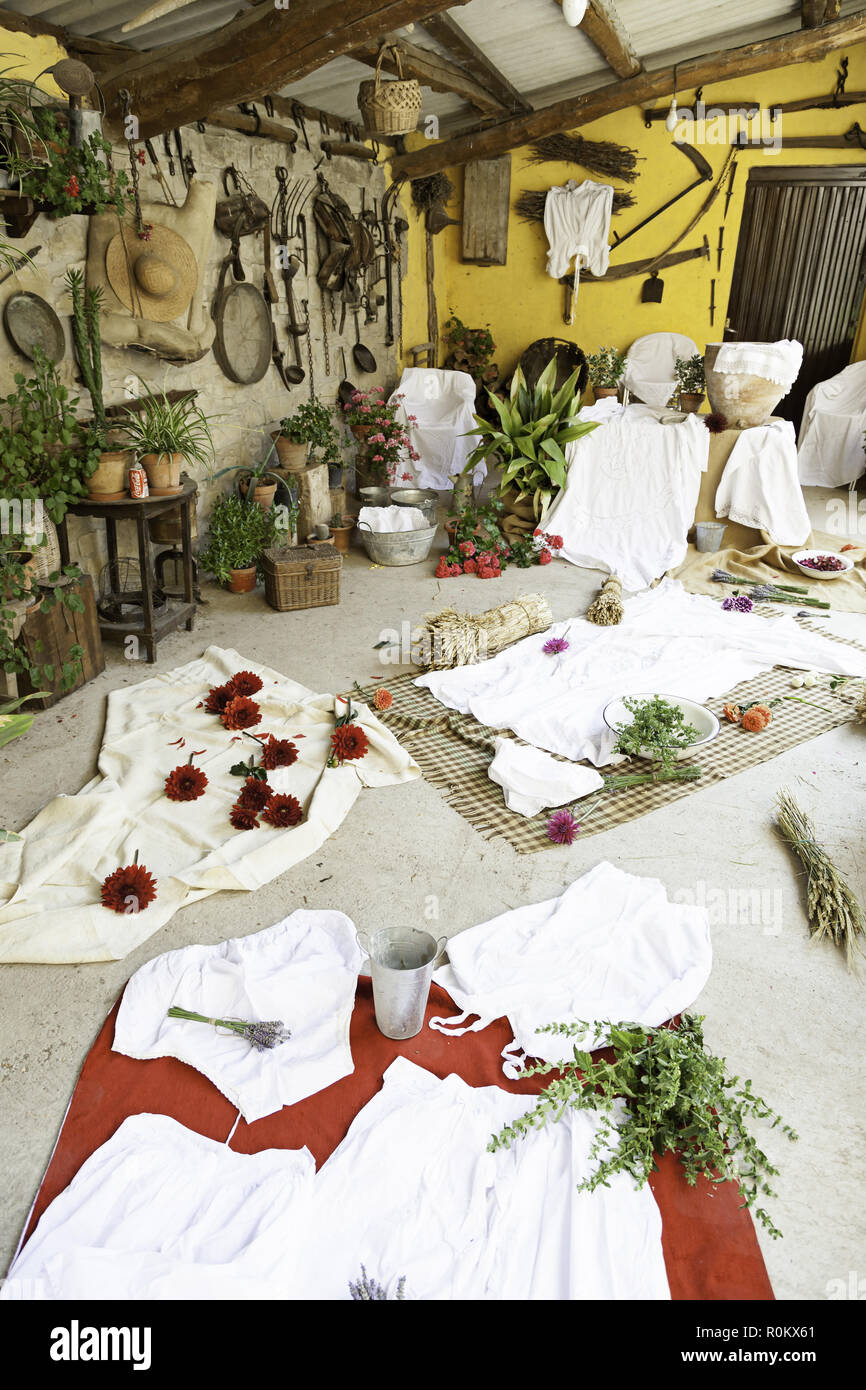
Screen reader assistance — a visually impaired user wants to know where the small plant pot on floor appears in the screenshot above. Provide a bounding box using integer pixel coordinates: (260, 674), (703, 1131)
(141, 452), (184, 496)
(329, 518), (356, 555)
(88, 450), (130, 501)
(227, 565), (257, 594)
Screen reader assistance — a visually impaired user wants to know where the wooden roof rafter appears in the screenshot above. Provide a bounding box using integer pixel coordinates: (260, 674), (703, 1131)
(421, 12), (533, 114)
(555, 1), (642, 80)
(802, 1), (842, 27)
(351, 35), (507, 115)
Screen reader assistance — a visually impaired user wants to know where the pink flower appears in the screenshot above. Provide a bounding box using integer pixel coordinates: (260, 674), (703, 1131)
(360, 405), (371, 413)
(351, 392), (362, 403)
(459, 541), (476, 557)
(538, 549), (552, 565)
(435, 558), (450, 578)
(408, 414), (418, 423)
(372, 454), (383, 462)
(463, 558), (477, 574)
(548, 535), (564, 550)
(449, 563), (463, 576)
(533, 528), (542, 537)
(401, 472), (412, 481)
(547, 810), (579, 845)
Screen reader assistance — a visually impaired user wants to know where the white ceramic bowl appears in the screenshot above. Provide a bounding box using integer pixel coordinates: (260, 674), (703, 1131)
(602, 693), (720, 762)
(791, 549), (854, 581)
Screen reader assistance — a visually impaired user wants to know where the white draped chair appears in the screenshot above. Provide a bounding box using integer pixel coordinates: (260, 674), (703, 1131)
(797, 361), (866, 488)
(622, 332), (699, 411)
(389, 368), (484, 491)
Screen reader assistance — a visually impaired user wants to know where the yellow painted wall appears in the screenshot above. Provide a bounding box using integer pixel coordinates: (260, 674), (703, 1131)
(0, 27), (66, 97)
(400, 41), (866, 381)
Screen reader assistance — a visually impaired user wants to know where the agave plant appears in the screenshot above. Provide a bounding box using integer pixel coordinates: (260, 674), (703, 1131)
(464, 358), (599, 517)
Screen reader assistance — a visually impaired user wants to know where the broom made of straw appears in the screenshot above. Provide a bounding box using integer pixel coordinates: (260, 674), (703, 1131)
(776, 789), (865, 970)
(526, 134), (641, 184)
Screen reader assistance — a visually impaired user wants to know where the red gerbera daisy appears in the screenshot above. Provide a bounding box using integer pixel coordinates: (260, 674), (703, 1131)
(164, 764), (208, 801)
(262, 794), (303, 828)
(229, 804), (260, 830)
(237, 776), (273, 812)
(229, 670), (263, 697)
(261, 735), (299, 770)
(204, 683), (235, 715)
(330, 723), (369, 763)
(101, 862), (158, 914)
(221, 696), (262, 731)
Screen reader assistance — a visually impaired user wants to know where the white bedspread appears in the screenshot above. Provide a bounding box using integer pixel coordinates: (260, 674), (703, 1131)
(416, 579), (866, 766)
(715, 420), (811, 546)
(0, 647), (419, 964)
(797, 361), (866, 489)
(543, 405), (709, 590)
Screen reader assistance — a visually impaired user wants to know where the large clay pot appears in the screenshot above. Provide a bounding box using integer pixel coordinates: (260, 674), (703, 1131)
(240, 477), (278, 511)
(141, 452), (184, 495)
(704, 344), (787, 427)
(87, 450), (130, 501)
(228, 565), (257, 594)
(271, 435), (307, 472)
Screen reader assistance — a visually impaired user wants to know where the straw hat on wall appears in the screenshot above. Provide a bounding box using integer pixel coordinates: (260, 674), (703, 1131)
(105, 222), (197, 322)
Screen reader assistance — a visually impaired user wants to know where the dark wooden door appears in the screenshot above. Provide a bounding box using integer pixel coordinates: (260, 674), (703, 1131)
(725, 166), (866, 427)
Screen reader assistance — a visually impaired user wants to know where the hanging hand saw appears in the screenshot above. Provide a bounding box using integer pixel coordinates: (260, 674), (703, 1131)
(611, 141), (713, 249)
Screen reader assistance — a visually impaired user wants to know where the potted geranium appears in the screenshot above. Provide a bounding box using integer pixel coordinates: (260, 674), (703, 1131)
(341, 387), (419, 488)
(120, 381), (214, 495)
(675, 354), (706, 414)
(19, 112), (129, 219)
(198, 493), (280, 593)
(587, 346), (627, 400)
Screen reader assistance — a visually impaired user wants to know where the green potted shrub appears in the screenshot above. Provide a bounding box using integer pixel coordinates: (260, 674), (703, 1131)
(675, 354), (706, 414)
(198, 493), (281, 593)
(442, 313), (498, 398)
(587, 346), (628, 400)
(273, 399), (342, 477)
(0, 349), (100, 526)
(212, 453), (284, 512)
(119, 381), (214, 495)
(19, 111), (130, 219)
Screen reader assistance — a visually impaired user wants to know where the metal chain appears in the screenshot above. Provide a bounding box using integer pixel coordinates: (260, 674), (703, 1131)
(319, 286), (330, 376)
(118, 89), (149, 239)
(303, 300), (316, 400)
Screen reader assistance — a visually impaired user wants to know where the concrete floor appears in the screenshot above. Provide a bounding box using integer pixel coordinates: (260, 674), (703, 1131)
(1, 496), (865, 1300)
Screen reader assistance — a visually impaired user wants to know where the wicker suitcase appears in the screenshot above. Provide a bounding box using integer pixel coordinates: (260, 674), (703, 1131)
(262, 542), (341, 612)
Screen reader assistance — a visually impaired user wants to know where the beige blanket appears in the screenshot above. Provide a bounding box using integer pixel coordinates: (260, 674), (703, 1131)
(671, 531), (866, 614)
(0, 647), (420, 964)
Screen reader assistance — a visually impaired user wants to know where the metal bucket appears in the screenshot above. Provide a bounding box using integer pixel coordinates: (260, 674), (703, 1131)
(358, 486), (392, 507)
(358, 927), (446, 1040)
(357, 521), (437, 566)
(391, 488), (438, 526)
(695, 521), (727, 553)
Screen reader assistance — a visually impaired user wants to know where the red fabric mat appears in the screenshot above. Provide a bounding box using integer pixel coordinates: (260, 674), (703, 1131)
(24, 979), (773, 1301)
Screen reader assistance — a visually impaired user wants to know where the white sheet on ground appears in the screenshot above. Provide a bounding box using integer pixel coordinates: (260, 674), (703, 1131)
(0, 647), (419, 964)
(543, 405), (709, 589)
(430, 861), (712, 1069)
(415, 579), (866, 766)
(715, 420), (811, 546)
(487, 737), (604, 817)
(113, 911), (364, 1121)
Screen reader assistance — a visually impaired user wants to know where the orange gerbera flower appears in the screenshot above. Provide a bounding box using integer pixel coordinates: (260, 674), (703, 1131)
(373, 688), (393, 711)
(742, 708), (770, 732)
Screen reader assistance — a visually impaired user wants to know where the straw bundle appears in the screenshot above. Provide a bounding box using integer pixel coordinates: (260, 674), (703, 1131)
(776, 789), (865, 970)
(856, 686), (866, 723)
(586, 575), (624, 626)
(420, 594), (553, 670)
(526, 134), (640, 184)
(516, 188), (636, 223)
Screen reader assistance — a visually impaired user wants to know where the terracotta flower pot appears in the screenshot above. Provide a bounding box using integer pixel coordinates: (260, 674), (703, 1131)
(594, 387), (619, 399)
(148, 506), (199, 545)
(240, 477), (278, 511)
(271, 435), (308, 472)
(141, 452), (184, 496)
(227, 565), (257, 594)
(329, 518), (356, 555)
(679, 392), (705, 415)
(88, 450), (131, 502)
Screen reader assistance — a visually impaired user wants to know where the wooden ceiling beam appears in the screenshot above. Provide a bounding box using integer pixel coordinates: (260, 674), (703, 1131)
(391, 10), (866, 180)
(802, 1), (842, 26)
(353, 36), (505, 115)
(555, 1), (642, 80)
(422, 13), (533, 114)
(0, 4), (130, 58)
(98, 0), (469, 140)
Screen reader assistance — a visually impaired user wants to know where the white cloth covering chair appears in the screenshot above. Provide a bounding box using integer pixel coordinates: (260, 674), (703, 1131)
(623, 332), (699, 411)
(389, 368), (484, 491)
(797, 361), (866, 488)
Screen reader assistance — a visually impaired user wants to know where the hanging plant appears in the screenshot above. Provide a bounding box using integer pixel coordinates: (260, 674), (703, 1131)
(20, 113), (130, 218)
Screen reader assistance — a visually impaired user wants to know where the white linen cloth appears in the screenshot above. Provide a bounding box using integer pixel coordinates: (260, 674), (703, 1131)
(2, 1113), (315, 1300)
(711, 339), (803, 390)
(3, 1059), (670, 1302)
(623, 332), (699, 411)
(715, 419), (811, 545)
(0, 647), (419, 964)
(543, 405), (710, 590)
(113, 911), (364, 1122)
(416, 578), (866, 767)
(797, 361), (866, 488)
(430, 861), (712, 1070)
(358, 504), (428, 533)
(487, 736), (603, 817)
(544, 179), (613, 320)
(390, 367), (484, 490)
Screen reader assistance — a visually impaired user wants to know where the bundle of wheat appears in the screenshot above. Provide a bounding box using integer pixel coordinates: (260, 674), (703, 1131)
(526, 134), (640, 184)
(421, 594), (554, 670)
(515, 187), (636, 223)
(856, 685), (866, 724)
(776, 790), (865, 970)
(586, 575), (625, 626)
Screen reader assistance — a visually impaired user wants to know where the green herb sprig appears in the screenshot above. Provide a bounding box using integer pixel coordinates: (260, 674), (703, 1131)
(613, 695), (699, 774)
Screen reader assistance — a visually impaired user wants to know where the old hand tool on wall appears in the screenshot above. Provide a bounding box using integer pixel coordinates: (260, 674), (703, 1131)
(612, 141), (713, 249)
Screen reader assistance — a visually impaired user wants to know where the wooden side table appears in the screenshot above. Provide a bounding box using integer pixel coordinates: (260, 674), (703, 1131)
(58, 478), (198, 664)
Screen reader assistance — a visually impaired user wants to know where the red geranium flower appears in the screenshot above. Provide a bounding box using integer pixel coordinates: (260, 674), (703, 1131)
(229, 670), (263, 697)
(64, 175), (80, 197)
(229, 804), (260, 830)
(262, 794), (303, 828)
(237, 777), (273, 812)
(261, 735), (298, 770)
(538, 549), (553, 565)
(221, 696), (262, 731)
(101, 862), (158, 914)
(330, 724), (369, 763)
(164, 764), (208, 801)
(204, 683), (235, 715)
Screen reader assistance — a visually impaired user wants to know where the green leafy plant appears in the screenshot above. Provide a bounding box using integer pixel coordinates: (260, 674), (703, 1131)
(278, 399), (341, 459)
(66, 268), (106, 439)
(197, 494), (281, 585)
(0, 533), (85, 691)
(442, 312), (498, 395)
(488, 1014), (798, 1238)
(0, 349), (99, 523)
(119, 381), (214, 471)
(20, 112), (129, 218)
(613, 694), (699, 773)
(465, 358), (599, 518)
(675, 354), (706, 396)
(586, 345), (628, 390)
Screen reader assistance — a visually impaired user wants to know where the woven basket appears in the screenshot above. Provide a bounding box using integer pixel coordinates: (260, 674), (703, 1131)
(358, 43), (422, 136)
(263, 542), (341, 612)
(21, 513), (62, 584)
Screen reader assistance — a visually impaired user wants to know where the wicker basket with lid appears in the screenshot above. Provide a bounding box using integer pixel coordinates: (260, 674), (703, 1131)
(262, 542), (341, 612)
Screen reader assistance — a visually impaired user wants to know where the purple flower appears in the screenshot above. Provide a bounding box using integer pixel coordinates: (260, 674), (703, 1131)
(721, 595), (754, 613)
(547, 809), (579, 845)
(543, 637), (570, 655)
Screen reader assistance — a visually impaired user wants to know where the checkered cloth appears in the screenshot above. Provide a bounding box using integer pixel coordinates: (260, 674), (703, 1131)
(357, 614), (866, 854)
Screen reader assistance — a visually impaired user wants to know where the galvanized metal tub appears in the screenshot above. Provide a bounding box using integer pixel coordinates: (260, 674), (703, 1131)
(390, 487), (439, 526)
(357, 520), (437, 565)
(358, 486), (392, 507)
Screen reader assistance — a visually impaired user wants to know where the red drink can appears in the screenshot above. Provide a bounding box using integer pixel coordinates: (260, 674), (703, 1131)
(129, 465), (149, 498)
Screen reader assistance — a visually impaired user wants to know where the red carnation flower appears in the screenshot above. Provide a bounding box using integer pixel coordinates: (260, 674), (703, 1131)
(229, 804), (260, 831)
(229, 670), (263, 697)
(221, 696), (262, 731)
(101, 862), (158, 914)
(261, 735), (298, 770)
(538, 549), (553, 566)
(262, 794), (303, 828)
(204, 683), (235, 715)
(164, 764), (208, 802)
(435, 558), (450, 578)
(64, 174), (80, 197)
(459, 541), (476, 557)
(237, 777), (273, 812)
(330, 723), (369, 763)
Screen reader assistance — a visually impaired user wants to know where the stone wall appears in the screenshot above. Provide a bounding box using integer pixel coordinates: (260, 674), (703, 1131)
(0, 117), (404, 579)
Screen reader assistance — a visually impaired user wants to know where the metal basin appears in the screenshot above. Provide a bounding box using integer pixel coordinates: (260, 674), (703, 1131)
(358, 486), (392, 507)
(357, 521), (437, 566)
(391, 488), (438, 526)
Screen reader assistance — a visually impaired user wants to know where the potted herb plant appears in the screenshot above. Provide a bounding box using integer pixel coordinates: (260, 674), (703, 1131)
(328, 510), (357, 556)
(120, 381), (214, 495)
(587, 346), (627, 400)
(197, 493), (280, 593)
(675, 354), (706, 414)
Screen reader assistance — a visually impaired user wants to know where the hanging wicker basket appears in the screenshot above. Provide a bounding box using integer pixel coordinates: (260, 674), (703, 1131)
(358, 43), (422, 137)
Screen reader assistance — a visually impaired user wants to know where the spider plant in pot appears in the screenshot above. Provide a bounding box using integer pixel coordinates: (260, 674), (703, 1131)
(464, 358), (599, 522)
(119, 382), (214, 495)
(197, 493), (281, 593)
